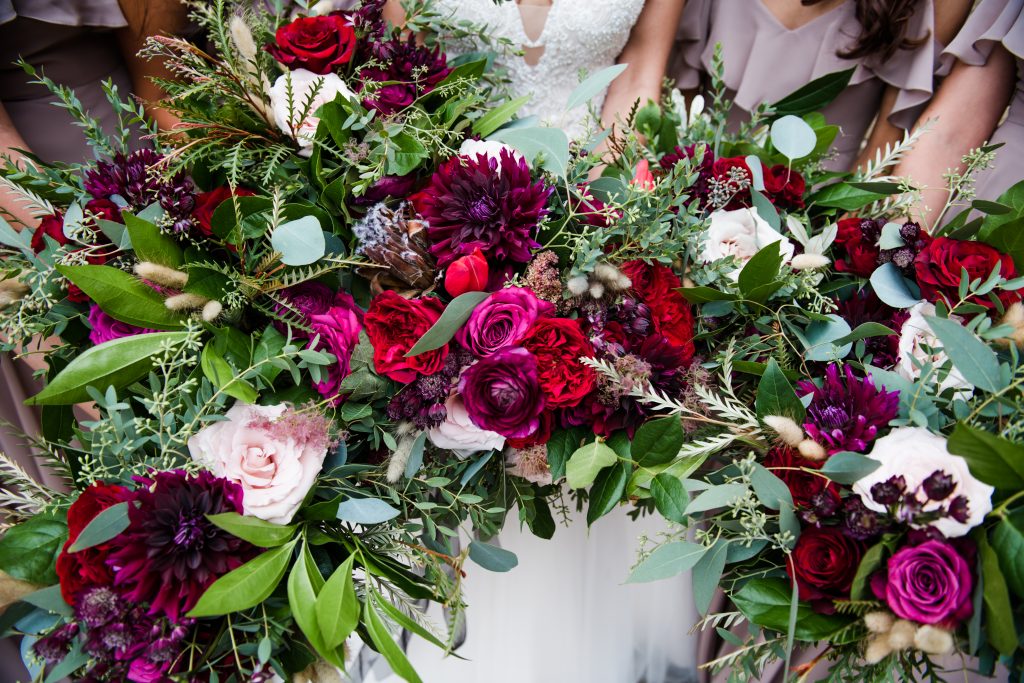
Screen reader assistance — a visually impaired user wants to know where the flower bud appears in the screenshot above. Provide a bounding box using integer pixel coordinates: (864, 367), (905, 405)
(164, 293), (208, 311)
(631, 159), (656, 191)
(0, 278), (30, 307)
(201, 300), (223, 322)
(445, 249), (489, 297)
(763, 415), (804, 447)
(588, 282), (605, 299)
(135, 262), (188, 289)
(998, 302), (1024, 349)
(567, 275), (589, 296)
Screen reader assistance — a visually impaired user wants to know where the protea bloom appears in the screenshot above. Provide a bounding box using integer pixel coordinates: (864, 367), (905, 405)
(413, 148), (552, 268)
(798, 363), (899, 454)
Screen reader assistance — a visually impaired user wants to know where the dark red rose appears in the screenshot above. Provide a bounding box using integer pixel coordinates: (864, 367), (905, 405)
(763, 165), (806, 210)
(833, 217), (882, 277)
(787, 526), (865, 611)
(364, 290), (448, 383)
(620, 260), (696, 361)
(56, 482), (131, 605)
(192, 186), (256, 237)
(711, 156), (767, 210)
(83, 198), (122, 225)
(915, 236), (1021, 311)
(30, 213), (67, 253)
(266, 15), (356, 75)
(763, 447), (839, 510)
(520, 318), (597, 409)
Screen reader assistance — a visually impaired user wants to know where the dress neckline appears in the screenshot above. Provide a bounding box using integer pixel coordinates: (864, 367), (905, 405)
(754, 0), (847, 33)
(510, 0), (558, 49)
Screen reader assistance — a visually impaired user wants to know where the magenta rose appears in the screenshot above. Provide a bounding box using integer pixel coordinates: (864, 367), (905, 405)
(872, 540), (974, 626)
(87, 305), (155, 345)
(307, 291), (364, 404)
(456, 286), (554, 357)
(458, 346), (545, 439)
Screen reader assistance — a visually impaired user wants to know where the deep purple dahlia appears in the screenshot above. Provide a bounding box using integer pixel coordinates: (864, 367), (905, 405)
(358, 35), (450, 115)
(798, 363), (899, 454)
(835, 291), (906, 369)
(84, 149), (196, 233)
(106, 470), (255, 623)
(413, 148), (551, 268)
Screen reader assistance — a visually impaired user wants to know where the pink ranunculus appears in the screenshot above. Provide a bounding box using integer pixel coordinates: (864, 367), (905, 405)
(187, 403), (332, 525)
(307, 291), (364, 405)
(427, 394), (505, 458)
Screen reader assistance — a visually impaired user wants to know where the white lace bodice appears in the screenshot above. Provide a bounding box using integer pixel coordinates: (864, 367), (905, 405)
(435, 0), (646, 138)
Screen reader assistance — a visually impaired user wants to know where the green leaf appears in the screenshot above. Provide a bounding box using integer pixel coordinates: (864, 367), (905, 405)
(686, 483), (749, 514)
(405, 291), (489, 357)
(587, 461), (629, 525)
(947, 423), (1024, 490)
(200, 344), (258, 403)
(28, 331), (190, 405)
(565, 440), (617, 489)
(830, 322), (897, 347)
(626, 541), (707, 583)
(738, 241), (783, 298)
(316, 554), (359, 650)
(802, 314), (852, 362)
(755, 358), (805, 421)
(271, 216), (325, 266)
(981, 216), (1024, 272)
(68, 502), (129, 553)
(471, 95), (532, 138)
(363, 599), (423, 683)
(546, 428), (587, 481)
(187, 540), (296, 617)
(632, 416), (684, 467)
(869, 262), (921, 309)
(206, 512), (297, 547)
(770, 115), (816, 160)
(20, 585), (72, 616)
(978, 533), (1017, 656)
(651, 474), (689, 523)
(468, 540), (518, 572)
(925, 314), (1006, 393)
(43, 640), (90, 683)
(692, 540), (729, 614)
(336, 497), (400, 525)
(122, 213), (183, 267)
(288, 544), (327, 656)
(731, 577), (851, 641)
(819, 451), (882, 485)
(56, 265), (184, 330)
(0, 513), (66, 585)
(850, 539), (892, 600)
(184, 265), (231, 300)
(404, 431), (427, 479)
(679, 286), (738, 304)
(490, 127), (570, 177)
(750, 191), (781, 233)
(387, 132), (429, 176)
(770, 68), (855, 118)
(369, 586), (451, 652)
(566, 64), (629, 110)
(991, 510), (1024, 598)
(812, 182), (887, 211)
(749, 463), (793, 511)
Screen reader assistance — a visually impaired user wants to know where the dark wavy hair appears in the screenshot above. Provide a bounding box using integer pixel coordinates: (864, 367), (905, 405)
(803, 0), (929, 61)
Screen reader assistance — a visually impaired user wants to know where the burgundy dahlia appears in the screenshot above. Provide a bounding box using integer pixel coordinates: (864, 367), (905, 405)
(358, 35), (450, 115)
(835, 291), (907, 369)
(84, 150), (197, 233)
(798, 363), (899, 455)
(106, 470), (255, 623)
(414, 149), (550, 268)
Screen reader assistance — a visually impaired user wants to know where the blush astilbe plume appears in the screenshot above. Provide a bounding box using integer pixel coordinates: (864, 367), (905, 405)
(798, 364), (899, 454)
(105, 470), (256, 623)
(413, 149), (552, 268)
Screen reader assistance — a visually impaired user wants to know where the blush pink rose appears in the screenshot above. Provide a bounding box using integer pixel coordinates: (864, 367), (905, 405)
(187, 403), (332, 524)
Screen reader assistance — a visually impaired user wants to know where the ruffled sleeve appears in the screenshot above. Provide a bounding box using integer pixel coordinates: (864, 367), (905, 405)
(940, 0), (1024, 73)
(669, 0), (712, 90)
(0, 0), (126, 28)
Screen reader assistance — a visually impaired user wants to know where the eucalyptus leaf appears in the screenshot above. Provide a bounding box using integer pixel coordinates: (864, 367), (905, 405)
(271, 216), (325, 266)
(406, 291), (489, 357)
(490, 127), (570, 177)
(770, 115), (816, 160)
(626, 541), (707, 583)
(468, 540), (518, 572)
(869, 263), (921, 309)
(925, 314), (1006, 393)
(685, 483), (748, 514)
(692, 541), (729, 614)
(336, 497), (401, 525)
(566, 64), (629, 110)
(802, 314), (852, 362)
(819, 451), (881, 485)
(749, 463), (793, 511)
(68, 502), (130, 553)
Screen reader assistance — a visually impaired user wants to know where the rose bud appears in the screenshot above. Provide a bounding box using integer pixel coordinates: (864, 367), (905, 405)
(631, 159), (656, 191)
(445, 249), (489, 297)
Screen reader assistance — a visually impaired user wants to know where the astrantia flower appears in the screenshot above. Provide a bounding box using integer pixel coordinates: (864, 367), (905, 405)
(358, 35), (450, 115)
(413, 148), (552, 268)
(798, 363), (898, 454)
(106, 470), (255, 622)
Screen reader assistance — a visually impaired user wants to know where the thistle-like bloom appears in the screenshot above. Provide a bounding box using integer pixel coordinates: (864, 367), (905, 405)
(413, 148), (552, 267)
(798, 364), (899, 454)
(106, 470), (255, 623)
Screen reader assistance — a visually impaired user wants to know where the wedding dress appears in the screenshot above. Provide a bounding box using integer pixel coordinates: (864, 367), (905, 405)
(362, 2), (699, 682)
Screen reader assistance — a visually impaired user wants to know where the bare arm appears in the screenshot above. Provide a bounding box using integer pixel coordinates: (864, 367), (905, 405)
(0, 104), (40, 229)
(893, 48), (1016, 228)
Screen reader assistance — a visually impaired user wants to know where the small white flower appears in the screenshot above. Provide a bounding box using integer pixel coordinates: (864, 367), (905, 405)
(701, 207), (794, 279)
(852, 427), (994, 537)
(269, 69), (354, 157)
(896, 302), (972, 397)
(458, 139), (524, 168)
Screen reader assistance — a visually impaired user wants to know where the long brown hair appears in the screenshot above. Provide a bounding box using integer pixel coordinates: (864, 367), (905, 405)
(802, 0), (929, 61)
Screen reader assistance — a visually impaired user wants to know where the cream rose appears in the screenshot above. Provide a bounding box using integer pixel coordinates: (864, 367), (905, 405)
(188, 402), (331, 524)
(701, 207), (795, 278)
(896, 302), (972, 397)
(428, 394), (505, 458)
(852, 427), (993, 537)
(269, 69), (354, 157)
(459, 139), (524, 167)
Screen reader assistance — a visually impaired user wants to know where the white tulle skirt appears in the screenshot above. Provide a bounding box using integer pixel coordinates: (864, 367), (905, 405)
(363, 505), (699, 683)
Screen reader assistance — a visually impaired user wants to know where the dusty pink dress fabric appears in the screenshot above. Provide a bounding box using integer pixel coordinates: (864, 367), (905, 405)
(941, 0), (1024, 204)
(671, 0), (938, 171)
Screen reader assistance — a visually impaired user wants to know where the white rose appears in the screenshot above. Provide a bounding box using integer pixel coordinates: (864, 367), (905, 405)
(269, 69), (354, 157)
(188, 402), (330, 525)
(896, 302), (972, 397)
(428, 394), (505, 458)
(458, 139), (525, 170)
(701, 207), (795, 279)
(852, 427), (994, 537)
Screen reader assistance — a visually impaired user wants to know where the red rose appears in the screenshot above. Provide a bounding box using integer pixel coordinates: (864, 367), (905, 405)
(83, 198), (123, 225)
(55, 482), (131, 604)
(30, 213), (67, 253)
(520, 318), (596, 409)
(833, 217), (881, 277)
(620, 260), (696, 361)
(763, 165), (806, 210)
(711, 156), (767, 210)
(267, 15), (357, 75)
(192, 186), (256, 237)
(763, 447), (839, 511)
(915, 236), (1020, 311)
(787, 526), (865, 610)
(445, 249), (489, 297)
(364, 290), (448, 383)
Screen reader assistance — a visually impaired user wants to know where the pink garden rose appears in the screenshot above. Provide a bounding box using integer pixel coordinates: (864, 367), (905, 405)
(187, 403), (332, 524)
(427, 394), (505, 458)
